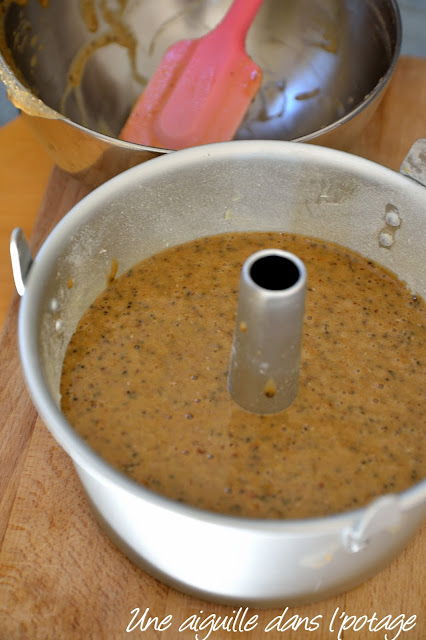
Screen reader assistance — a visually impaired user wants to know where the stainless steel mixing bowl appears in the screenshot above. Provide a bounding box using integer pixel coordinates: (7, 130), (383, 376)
(0, 0), (401, 187)
(12, 139), (426, 606)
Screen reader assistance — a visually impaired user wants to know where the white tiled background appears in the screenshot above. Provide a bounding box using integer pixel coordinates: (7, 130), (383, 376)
(0, 0), (425, 127)
(399, 0), (426, 55)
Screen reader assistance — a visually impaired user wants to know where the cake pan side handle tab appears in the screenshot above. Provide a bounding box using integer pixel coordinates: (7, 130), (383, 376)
(400, 139), (426, 188)
(10, 228), (33, 297)
(342, 495), (403, 553)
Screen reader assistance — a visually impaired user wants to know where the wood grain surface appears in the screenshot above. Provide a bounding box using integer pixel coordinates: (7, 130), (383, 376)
(0, 116), (53, 326)
(0, 57), (425, 640)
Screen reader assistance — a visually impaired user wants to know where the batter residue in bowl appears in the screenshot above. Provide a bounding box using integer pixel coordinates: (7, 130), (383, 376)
(60, 232), (425, 519)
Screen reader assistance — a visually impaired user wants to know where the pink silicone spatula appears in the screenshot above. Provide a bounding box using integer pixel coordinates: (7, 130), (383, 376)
(120, 0), (264, 150)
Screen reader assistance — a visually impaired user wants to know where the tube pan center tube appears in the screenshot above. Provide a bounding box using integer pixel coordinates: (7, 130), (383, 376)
(228, 249), (307, 414)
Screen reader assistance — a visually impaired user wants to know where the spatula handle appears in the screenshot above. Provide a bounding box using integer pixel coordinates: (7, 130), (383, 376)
(212, 0), (265, 45)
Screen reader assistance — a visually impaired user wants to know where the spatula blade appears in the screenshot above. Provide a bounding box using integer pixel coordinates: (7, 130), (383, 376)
(120, 36), (262, 150)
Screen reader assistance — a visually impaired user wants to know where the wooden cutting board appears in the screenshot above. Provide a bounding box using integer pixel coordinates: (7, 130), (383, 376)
(0, 57), (425, 640)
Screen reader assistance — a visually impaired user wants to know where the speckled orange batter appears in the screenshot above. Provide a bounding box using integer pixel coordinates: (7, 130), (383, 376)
(60, 233), (425, 519)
